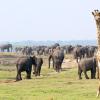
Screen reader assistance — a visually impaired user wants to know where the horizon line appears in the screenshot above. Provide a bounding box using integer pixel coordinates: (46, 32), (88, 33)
(0, 39), (97, 42)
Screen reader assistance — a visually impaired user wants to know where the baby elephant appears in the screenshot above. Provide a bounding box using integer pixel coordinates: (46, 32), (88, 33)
(33, 57), (43, 76)
(78, 57), (96, 79)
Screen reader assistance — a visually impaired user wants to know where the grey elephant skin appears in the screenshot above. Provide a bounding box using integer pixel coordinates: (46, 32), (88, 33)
(78, 57), (97, 79)
(0, 44), (12, 52)
(33, 57), (43, 76)
(16, 56), (36, 81)
(49, 48), (64, 72)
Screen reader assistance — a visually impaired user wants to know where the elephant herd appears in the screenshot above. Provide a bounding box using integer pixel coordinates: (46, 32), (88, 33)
(73, 45), (97, 62)
(0, 43), (98, 81)
(16, 44), (65, 81)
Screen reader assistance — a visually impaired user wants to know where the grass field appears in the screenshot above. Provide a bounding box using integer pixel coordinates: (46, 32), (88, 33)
(0, 66), (99, 100)
(0, 53), (99, 100)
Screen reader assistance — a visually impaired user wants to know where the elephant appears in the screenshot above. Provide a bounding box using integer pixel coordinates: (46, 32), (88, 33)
(44, 47), (50, 55)
(0, 44), (12, 52)
(21, 46), (33, 56)
(15, 47), (23, 53)
(65, 45), (73, 54)
(16, 56), (36, 81)
(87, 46), (97, 58)
(78, 57), (96, 79)
(33, 57), (43, 76)
(73, 46), (85, 62)
(52, 43), (60, 50)
(38, 49), (44, 55)
(36, 46), (45, 55)
(48, 47), (64, 72)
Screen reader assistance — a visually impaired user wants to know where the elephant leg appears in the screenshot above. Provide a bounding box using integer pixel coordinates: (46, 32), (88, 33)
(26, 67), (32, 79)
(53, 62), (56, 70)
(48, 60), (50, 69)
(16, 73), (19, 81)
(48, 55), (52, 69)
(34, 71), (37, 76)
(91, 69), (94, 79)
(38, 67), (41, 76)
(56, 66), (59, 72)
(58, 63), (61, 72)
(84, 71), (89, 79)
(19, 73), (22, 80)
(56, 63), (59, 72)
(91, 69), (96, 79)
(56, 62), (60, 72)
(38, 70), (40, 76)
(52, 58), (55, 69)
(59, 62), (62, 71)
(57, 65), (59, 72)
(16, 71), (22, 81)
(7, 48), (9, 52)
(37, 70), (40, 76)
(36, 67), (39, 76)
(1, 49), (4, 52)
(33, 66), (36, 75)
(35, 67), (38, 76)
(55, 64), (58, 72)
(78, 68), (82, 79)
(26, 71), (31, 79)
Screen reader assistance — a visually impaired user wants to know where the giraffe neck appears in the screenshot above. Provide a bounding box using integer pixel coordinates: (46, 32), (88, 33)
(96, 22), (100, 48)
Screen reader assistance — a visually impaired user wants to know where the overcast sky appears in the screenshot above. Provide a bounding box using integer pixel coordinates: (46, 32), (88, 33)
(0, 0), (100, 42)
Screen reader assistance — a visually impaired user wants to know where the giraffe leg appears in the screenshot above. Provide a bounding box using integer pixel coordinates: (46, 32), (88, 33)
(96, 82), (100, 97)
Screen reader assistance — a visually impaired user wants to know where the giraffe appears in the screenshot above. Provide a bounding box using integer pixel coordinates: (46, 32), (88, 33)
(92, 10), (100, 97)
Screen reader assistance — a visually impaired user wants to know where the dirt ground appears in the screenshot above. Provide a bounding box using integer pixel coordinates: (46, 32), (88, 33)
(0, 53), (77, 70)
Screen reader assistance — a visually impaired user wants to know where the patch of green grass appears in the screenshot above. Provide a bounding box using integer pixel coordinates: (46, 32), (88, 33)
(0, 66), (99, 100)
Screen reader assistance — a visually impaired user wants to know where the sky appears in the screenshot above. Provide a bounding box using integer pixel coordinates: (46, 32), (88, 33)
(0, 0), (100, 42)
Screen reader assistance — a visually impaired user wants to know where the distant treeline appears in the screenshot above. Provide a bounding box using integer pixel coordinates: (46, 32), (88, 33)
(0, 40), (97, 47)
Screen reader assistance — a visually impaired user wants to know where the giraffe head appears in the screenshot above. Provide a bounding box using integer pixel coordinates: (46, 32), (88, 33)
(92, 10), (100, 25)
